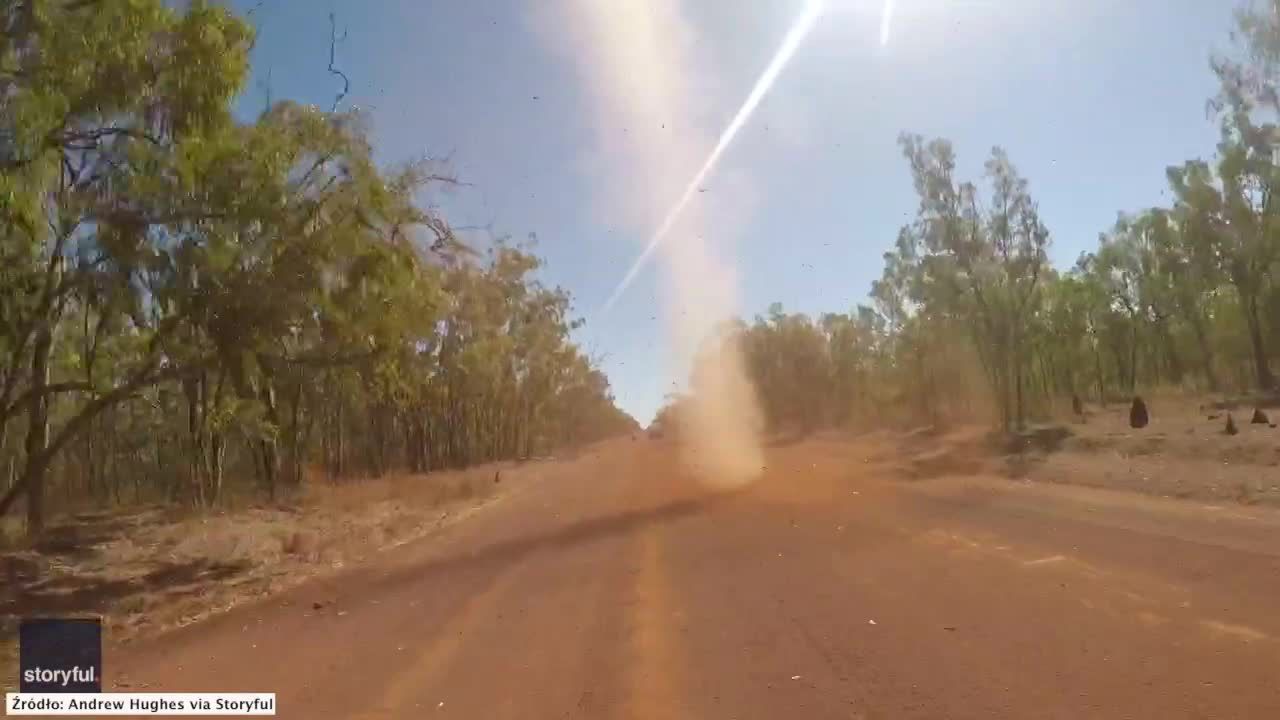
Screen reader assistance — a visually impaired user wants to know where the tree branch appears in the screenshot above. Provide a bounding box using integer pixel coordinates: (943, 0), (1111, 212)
(0, 359), (207, 519)
(1, 381), (95, 421)
(327, 13), (350, 113)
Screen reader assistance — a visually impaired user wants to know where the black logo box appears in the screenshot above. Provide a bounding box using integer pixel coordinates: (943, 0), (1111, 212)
(19, 618), (102, 693)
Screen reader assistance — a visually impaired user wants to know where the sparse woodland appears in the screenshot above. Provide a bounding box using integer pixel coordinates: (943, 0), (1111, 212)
(8, 0), (1280, 538)
(680, 2), (1280, 437)
(0, 1), (636, 535)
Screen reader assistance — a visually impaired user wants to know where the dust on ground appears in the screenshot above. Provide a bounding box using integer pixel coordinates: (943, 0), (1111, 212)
(0, 458), (553, 690)
(876, 395), (1280, 506)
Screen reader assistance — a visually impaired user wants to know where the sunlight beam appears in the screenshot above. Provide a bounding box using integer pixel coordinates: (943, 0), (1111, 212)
(879, 0), (895, 47)
(600, 0), (826, 313)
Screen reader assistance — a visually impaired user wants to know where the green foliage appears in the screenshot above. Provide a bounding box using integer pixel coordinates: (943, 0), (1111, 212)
(0, 0), (634, 533)
(721, 2), (1280, 436)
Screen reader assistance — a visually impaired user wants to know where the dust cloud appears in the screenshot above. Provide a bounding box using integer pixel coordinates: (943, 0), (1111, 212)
(684, 321), (765, 488)
(538, 0), (764, 487)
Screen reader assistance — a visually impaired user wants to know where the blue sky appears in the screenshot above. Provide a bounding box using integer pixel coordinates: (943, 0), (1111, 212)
(230, 0), (1235, 424)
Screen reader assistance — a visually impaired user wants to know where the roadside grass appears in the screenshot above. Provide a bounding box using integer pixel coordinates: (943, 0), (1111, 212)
(879, 392), (1280, 507)
(0, 460), (537, 692)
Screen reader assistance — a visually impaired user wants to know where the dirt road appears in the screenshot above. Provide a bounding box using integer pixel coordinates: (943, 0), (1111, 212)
(111, 436), (1280, 718)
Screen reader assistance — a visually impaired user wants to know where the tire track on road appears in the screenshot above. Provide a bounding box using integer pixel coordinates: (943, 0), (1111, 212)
(350, 557), (531, 719)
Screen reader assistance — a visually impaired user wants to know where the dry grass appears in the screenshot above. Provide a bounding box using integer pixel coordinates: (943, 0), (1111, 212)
(1031, 396), (1280, 505)
(0, 459), (547, 690)
(880, 393), (1280, 507)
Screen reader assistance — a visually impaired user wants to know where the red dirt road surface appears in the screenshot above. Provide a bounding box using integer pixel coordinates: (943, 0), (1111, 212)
(111, 436), (1280, 718)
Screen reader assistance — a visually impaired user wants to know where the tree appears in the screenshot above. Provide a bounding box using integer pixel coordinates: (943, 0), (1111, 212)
(1166, 156), (1276, 390)
(1201, 1), (1280, 389)
(703, 2), (1279, 442)
(0, 1), (635, 534)
(895, 135), (1050, 431)
(0, 0), (254, 531)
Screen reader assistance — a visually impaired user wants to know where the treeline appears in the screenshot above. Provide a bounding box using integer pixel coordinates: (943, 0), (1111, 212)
(0, 1), (635, 534)
(703, 2), (1280, 435)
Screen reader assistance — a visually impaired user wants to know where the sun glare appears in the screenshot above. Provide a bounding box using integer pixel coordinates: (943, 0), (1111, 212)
(601, 0), (826, 313)
(880, 0), (896, 46)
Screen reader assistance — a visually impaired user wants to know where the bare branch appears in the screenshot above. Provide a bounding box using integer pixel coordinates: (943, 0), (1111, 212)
(328, 12), (350, 113)
(258, 66), (274, 114)
(58, 126), (163, 147)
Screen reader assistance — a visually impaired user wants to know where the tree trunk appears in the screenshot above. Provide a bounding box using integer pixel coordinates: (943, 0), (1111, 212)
(184, 375), (205, 507)
(335, 397), (345, 478)
(23, 325), (53, 536)
(257, 375), (280, 498)
(1158, 322), (1184, 385)
(286, 381), (304, 487)
(1128, 323), (1139, 393)
(1043, 351), (1056, 403)
(1243, 294), (1275, 390)
(1093, 343), (1106, 407)
(1012, 327), (1025, 431)
(1188, 313), (1220, 392)
(209, 430), (223, 504)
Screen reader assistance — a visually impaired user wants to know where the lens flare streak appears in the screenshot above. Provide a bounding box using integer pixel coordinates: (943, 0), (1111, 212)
(601, 0), (826, 313)
(880, 0), (895, 47)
